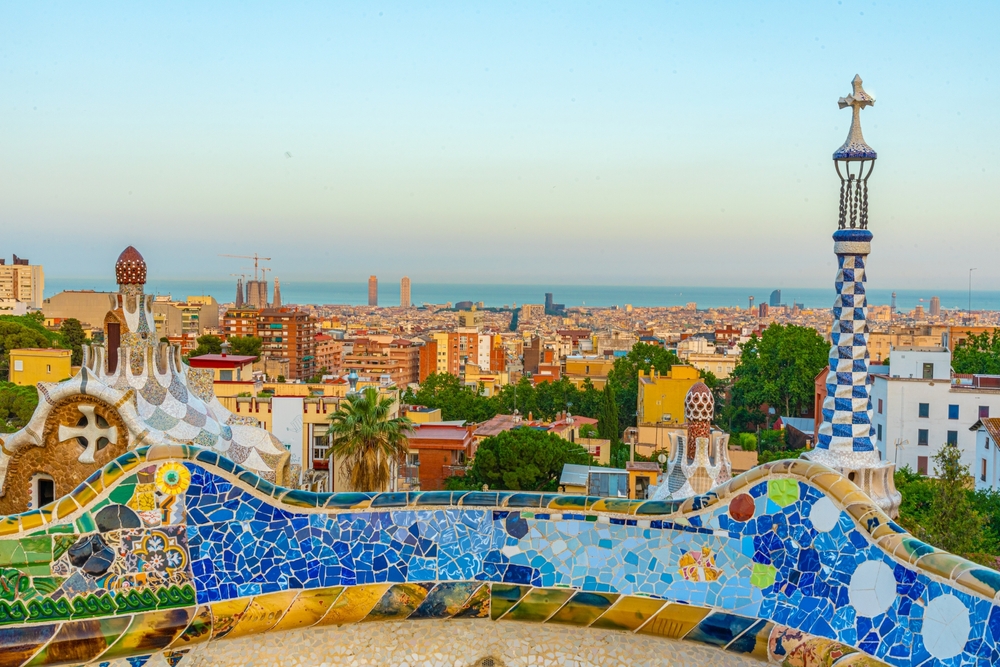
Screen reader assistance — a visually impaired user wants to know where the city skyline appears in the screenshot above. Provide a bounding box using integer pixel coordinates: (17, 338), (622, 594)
(3, 2), (999, 290)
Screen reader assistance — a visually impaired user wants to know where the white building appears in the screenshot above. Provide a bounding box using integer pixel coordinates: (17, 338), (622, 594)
(871, 346), (1000, 476)
(972, 418), (1000, 491)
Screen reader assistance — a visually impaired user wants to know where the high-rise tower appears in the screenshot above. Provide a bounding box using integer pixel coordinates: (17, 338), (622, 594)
(805, 75), (900, 517)
(273, 278), (282, 308)
(368, 276), (378, 306)
(400, 276), (411, 308)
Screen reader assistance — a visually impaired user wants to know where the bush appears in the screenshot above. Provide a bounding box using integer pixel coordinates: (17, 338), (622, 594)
(758, 429), (787, 452)
(732, 432), (757, 452)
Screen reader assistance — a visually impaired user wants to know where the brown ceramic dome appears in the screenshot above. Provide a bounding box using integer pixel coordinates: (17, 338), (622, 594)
(684, 381), (714, 422)
(115, 246), (147, 285)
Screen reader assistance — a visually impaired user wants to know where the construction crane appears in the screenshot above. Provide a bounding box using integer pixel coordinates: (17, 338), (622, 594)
(219, 254), (271, 280)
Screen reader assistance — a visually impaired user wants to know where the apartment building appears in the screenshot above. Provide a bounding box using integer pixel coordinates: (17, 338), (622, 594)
(257, 308), (318, 380)
(871, 347), (1000, 475)
(0, 256), (44, 310)
(221, 307), (261, 339)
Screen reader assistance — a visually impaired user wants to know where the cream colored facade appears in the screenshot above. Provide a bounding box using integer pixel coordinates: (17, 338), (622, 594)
(43, 290), (115, 329)
(0, 262), (44, 309)
(685, 352), (737, 379)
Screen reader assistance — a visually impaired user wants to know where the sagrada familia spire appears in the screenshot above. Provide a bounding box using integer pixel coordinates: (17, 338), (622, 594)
(804, 75), (900, 517)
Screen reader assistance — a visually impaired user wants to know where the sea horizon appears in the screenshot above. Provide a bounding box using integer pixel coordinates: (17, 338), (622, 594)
(43, 278), (1000, 313)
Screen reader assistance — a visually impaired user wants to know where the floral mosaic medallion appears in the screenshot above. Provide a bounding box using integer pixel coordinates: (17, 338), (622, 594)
(679, 547), (722, 582)
(155, 462), (191, 496)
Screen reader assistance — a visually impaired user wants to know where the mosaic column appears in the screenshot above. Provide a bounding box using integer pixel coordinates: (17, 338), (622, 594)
(813, 228), (880, 467)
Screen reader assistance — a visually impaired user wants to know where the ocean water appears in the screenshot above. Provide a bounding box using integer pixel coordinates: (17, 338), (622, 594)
(45, 278), (1000, 312)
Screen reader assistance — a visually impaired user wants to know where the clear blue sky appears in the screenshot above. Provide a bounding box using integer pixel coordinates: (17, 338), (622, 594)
(2, 2), (998, 290)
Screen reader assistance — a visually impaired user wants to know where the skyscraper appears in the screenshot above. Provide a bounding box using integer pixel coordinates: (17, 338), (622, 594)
(400, 277), (411, 308)
(769, 289), (781, 307)
(368, 276), (378, 306)
(273, 279), (282, 308)
(930, 296), (941, 317)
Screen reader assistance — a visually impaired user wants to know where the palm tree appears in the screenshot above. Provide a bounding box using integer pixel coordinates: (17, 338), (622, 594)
(328, 386), (414, 492)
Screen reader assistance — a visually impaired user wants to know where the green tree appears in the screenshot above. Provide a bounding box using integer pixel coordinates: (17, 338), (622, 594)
(229, 335), (262, 359)
(328, 386), (414, 492)
(598, 384), (619, 441)
(922, 445), (988, 559)
(894, 465), (935, 533)
(59, 318), (87, 366)
(953, 331), (1000, 375)
(187, 334), (223, 358)
(730, 324), (828, 426)
(606, 342), (681, 432)
(455, 428), (592, 491)
(0, 382), (39, 433)
(405, 372), (498, 423)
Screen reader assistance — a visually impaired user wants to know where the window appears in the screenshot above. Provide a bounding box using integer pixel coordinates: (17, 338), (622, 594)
(35, 476), (55, 507)
(219, 370), (233, 381)
(947, 431), (958, 445)
(13, 359), (23, 372)
(983, 459), (988, 482)
(406, 452), (420, 466)
(981, 406), (991, 419)
(918, 429), (929, 446)
(917, 456), (928, 475)
(922, 363), (934, 379)
(918, 403), (929, 418)
(878, 399), (883, 414)
(46, 364), (51, 373)
(948, 404), (959, 420)
(877, 424), (882, 441)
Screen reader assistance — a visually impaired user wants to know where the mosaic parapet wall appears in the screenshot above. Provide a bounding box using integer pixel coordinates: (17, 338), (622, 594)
(1, 449), (999, 667)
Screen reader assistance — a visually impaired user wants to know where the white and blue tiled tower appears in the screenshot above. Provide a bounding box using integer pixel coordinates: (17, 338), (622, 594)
(805, 76), (901, 516)
(816, 227), (877, 463)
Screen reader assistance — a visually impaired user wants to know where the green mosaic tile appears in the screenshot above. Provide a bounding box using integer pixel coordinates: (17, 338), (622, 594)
(767, 479), (799, 507)
(74, 512), (97, 534)
(751, 563), (777, 589)
(109, 483), (136, 506)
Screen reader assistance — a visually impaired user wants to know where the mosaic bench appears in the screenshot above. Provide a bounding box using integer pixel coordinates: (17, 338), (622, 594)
(1, 445), (998, 667)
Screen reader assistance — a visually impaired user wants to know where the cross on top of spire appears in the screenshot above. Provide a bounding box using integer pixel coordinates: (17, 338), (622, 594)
(833, 74), (877, 161)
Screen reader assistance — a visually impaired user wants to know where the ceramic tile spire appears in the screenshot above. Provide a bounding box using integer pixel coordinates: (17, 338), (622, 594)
(805, 76), (900, 516)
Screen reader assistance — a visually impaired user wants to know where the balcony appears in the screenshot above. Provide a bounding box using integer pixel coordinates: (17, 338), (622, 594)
(443, 464), (470, 477)
(397, 464), (420, 491)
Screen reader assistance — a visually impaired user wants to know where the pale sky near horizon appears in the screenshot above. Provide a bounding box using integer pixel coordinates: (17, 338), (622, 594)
(2, 2), (998, 290)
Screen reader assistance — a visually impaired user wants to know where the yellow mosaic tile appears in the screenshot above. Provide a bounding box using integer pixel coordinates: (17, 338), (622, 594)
(99, 607), (194, 659)
(546, 591), (619, 627)
(504, 587), (574, 622)
(209, 598), (252, 640)
(166, 604), (214, 649)
(590, 596), (667, 632)
(270, 587), (344, 632)
(637, 603), (712, 640)
(315, 584), (391, 627)
(225, 591), (301, 639)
